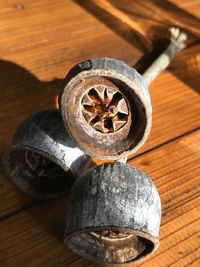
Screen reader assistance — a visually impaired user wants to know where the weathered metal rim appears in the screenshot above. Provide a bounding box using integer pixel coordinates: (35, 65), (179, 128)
(65, 227), (159, 264)
(61, 70), (151, 159)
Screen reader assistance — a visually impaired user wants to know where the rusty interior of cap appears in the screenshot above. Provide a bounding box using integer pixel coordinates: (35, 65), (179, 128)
(63, 76), (147, 159)
(4, 148), (74, 197)
(81, 85), (129, 133)
(25, 150), (65, 179)
(66, 229), (157, 264)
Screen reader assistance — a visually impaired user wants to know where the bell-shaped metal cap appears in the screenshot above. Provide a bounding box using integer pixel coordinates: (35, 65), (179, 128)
(3, 109), (90, 200)
(65, 162), (161, 264)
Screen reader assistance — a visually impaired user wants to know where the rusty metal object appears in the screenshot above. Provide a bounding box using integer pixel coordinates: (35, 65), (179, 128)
(2, 26), (186, 263)
(3, 109), (90, 200)
(64, 162), (161, 264)
(81, 77), (129, 133)
(60, 28), (187, 161)
(60, 58), (151, 160)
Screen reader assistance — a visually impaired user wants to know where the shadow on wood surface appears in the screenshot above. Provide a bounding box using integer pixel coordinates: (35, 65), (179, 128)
(28, 200), (67, 241)
(74, 0), (200, 93)
(74, 0), (150, 53)
(0, 60), (62, 186)
(74, 0), (171, 73)
(0, 59), (62, 146)
(0, 51), (199, 265)
(169, 47), (200, 95)
(0, 58), (98, 243)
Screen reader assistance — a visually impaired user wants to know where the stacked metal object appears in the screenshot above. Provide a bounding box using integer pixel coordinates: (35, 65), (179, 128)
(3, 58), (160, 264)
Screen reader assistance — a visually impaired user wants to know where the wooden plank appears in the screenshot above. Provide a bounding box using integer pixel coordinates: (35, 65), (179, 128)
(89, 0), (152, 48)
(0, 0), (123, 52)
(90, 0), (200, 43)
(171, 0), (200, 18)
(1, 0), (199, 52)
(0, 30), (140, 146)
(0, 0), (147, 61)
(0, 129), (199, 267)
(0, 0), (141, 219)
(133, 0), (200, 36)
(0, 0), (199, 222)
(0, 43), (200, 218)
(0, 1), (199, 266)
(170, 247), (200, 267)
(168, 43), (200, 95)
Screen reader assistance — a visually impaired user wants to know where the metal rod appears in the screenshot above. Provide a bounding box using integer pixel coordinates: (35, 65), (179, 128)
(143, 27), (187, 86)
(118, 27), (187, 164)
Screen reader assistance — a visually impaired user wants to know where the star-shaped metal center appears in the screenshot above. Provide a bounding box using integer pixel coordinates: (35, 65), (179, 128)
(81, 86), (129, 133)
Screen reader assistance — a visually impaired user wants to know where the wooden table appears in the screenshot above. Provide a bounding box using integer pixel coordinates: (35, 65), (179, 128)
(0, 1), (199, 266)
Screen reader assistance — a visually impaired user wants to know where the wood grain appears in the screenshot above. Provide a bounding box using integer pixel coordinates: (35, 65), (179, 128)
(90, 0), (200, 44)
(1, 0), (200, 220)
(0, 129), (199, 267)
(1, 43), (199, 219)
(0, 0), (141, 218)
(0, 0), (199, 266)
(171, 0), (200, 18)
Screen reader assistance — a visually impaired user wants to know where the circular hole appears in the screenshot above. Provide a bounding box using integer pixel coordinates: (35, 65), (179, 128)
(64, 75), (149, 158)
(67, 229), (156, 264)
(4, 148), (74, 199)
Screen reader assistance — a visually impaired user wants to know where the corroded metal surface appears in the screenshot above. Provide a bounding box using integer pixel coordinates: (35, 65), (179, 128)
(81, 77), (129, 133)
(60, 58), (152, 160)
(65, 162), (161, 264)
(3, 109), (90, 200)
